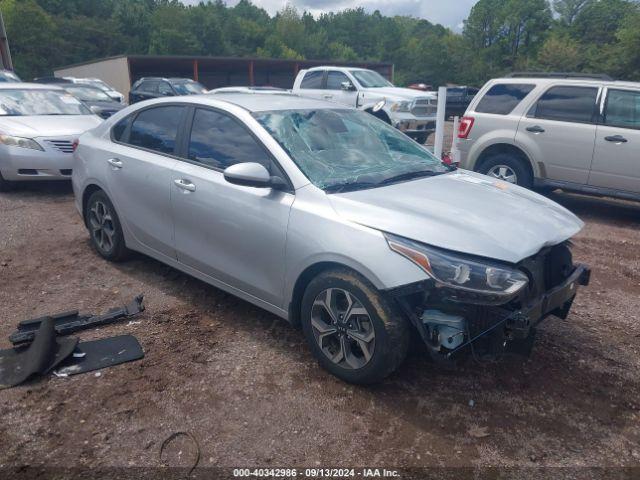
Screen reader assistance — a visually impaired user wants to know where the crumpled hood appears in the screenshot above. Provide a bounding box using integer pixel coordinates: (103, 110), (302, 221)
(365, 87), (437, 101)
(0, 115), (103, 138)
(328, 170), (584, 264)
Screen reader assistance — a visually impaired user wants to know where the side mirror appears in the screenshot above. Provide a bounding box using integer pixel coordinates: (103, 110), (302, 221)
(341, 81), (356, 92)
(223, 162), (285, 189)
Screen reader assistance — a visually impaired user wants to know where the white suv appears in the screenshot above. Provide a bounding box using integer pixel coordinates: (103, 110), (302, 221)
(293, 66), (437, 143)
(456, 73), (640, 201)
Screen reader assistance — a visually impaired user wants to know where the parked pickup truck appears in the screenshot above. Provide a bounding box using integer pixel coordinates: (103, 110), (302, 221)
(293, 66), (437, 144)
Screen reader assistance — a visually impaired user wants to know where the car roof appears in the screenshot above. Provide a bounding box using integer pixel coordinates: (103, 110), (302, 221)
(492, 77), (640, 89)
(0, 82), (63, 90)
(170, 92), (352, 113)
(305, 66), (371, 72)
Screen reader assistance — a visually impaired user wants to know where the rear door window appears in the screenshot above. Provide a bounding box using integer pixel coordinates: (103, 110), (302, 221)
(300, 71), (324, 89)
(128, 105), (184, 155)
(603, 89), (640, 130)
(475, 83), (535, 115)
(531, 86), (599, 124)
(186, 108), (272, 170)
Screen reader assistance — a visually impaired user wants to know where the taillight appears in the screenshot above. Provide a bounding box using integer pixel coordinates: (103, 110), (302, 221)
(458, 116), (474, 139)
(72, 139), (79, 152)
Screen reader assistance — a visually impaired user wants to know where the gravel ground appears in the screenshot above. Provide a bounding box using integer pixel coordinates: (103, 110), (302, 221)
(0, 181), (639, 478)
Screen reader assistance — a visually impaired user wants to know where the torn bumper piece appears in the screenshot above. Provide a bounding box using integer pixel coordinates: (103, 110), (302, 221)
(390, 264), (590, 360)
(9, 295), (145, 345)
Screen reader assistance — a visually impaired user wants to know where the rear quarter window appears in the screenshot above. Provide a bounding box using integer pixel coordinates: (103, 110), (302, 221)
(475, 83), (535, 115)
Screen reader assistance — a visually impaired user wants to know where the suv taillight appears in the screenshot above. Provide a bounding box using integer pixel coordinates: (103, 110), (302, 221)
(458, 116), (474, 139)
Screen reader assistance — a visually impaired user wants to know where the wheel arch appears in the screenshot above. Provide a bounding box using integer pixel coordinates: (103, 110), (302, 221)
(475, 143), (536, 178)
(81, 183), (104, 226)
(288, 261), (378, 326)
(365, 107), (392, 124)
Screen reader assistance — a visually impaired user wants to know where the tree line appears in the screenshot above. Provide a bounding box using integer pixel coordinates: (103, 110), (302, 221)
(1, 0), (639, 87)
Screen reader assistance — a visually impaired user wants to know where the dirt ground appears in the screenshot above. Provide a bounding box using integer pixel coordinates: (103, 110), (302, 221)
(1, 180), (639, 479)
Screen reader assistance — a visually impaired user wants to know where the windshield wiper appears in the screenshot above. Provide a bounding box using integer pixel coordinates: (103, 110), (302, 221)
(324, 181), (379, 193)
(377, 169), (445, 186)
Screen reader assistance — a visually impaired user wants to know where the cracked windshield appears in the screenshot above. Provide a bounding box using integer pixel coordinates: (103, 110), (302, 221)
(254, 109), (448, 192)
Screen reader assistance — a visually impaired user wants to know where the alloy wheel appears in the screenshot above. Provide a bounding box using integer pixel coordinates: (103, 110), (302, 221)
(89, 200), (116, 253)
(310, 288), (375, 370)
(487, 165), (518, 184)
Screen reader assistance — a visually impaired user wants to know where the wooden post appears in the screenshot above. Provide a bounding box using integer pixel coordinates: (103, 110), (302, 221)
(249, 60), (254, 86)
(193, 59), (199, 81)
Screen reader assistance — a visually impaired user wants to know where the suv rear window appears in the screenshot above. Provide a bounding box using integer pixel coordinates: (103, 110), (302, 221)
(532, 86), (599, 124)
(300, 71), (323, 89)
(475, 83), (535, 115)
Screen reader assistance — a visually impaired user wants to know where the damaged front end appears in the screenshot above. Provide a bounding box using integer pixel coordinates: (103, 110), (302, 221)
(385, 234), (590, 363)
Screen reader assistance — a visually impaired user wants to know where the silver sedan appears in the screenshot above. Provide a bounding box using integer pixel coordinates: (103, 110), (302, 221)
(72, 93), (588, 383)
(0, 83), (103, 191)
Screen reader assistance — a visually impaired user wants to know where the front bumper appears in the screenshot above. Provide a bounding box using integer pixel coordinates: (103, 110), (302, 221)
(0, 140), (75, 181)
(522, 263), (590, 325)
(390, 262), (590, 359)
(391, 112), (436, 134)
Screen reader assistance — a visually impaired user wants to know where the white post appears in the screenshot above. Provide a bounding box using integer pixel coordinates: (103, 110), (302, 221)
(450, 116), (460, 164)
(433, 86), (447, 159)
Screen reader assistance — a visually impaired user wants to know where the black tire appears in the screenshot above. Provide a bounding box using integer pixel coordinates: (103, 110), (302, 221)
(0, 172), (16, 192)
(477, 153), (533, 189)
(410, 132), (429, 144)
(85, 190), (129, 261)
(301, 268), (410, 384)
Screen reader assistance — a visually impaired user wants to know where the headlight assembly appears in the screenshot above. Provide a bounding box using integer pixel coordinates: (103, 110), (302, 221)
(385, 233), (528, 297)
(0, 134), (44, 151)
(389, 100), (411, 112)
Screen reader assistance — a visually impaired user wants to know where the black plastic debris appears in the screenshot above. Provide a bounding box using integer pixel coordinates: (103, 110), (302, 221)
(0, 318), (78, 390)
(55, 335), (144, 377)
(9, 295), (145, 345)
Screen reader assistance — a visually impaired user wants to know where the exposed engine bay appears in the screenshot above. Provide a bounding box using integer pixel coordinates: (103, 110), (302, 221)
(390, 242), (591, 362)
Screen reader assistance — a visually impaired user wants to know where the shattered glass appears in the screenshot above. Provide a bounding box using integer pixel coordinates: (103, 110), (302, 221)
(254, 109), (447, 191)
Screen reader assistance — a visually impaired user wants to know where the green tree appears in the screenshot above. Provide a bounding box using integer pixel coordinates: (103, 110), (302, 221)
(148, 2), (200, 55)
(537, 33), (581, 70)
(1, 0), (60, 79)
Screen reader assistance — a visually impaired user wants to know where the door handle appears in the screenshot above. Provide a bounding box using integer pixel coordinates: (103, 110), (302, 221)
(323, 94), (333, 99)
(107, 158), (123, 169)
(174, 179), (196, 192)
(526, 125), (545, 134)
(604, 135), (628, 144)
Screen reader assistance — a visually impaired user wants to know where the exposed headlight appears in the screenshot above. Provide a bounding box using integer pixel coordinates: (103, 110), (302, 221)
(389, 100), (411, 112)
(385, 233), (528, 297)
(0, 134), (44, 151)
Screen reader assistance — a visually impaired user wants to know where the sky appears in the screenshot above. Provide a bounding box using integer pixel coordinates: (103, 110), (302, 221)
(183, 1), (479, 30)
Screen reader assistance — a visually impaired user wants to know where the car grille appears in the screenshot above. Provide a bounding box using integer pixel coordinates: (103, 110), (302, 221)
(411, 98), (437, 117)
(518, 243), (573, 300)
(45, 139), (74, 154)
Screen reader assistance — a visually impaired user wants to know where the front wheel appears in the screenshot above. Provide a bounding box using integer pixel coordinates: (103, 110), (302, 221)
(301, 268), (410, 384)
(410, 132), (429, 144)
(0, 172), (16, 192)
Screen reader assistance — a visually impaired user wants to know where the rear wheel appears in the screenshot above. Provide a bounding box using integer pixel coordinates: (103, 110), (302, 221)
(478, 153), (533, 189)
(301, 268), (410, 384)
(85, 190), (129, 261)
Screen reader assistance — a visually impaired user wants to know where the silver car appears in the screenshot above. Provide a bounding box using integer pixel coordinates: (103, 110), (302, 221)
(72, 93), (590, 383)
(0, 83), (103, 191)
